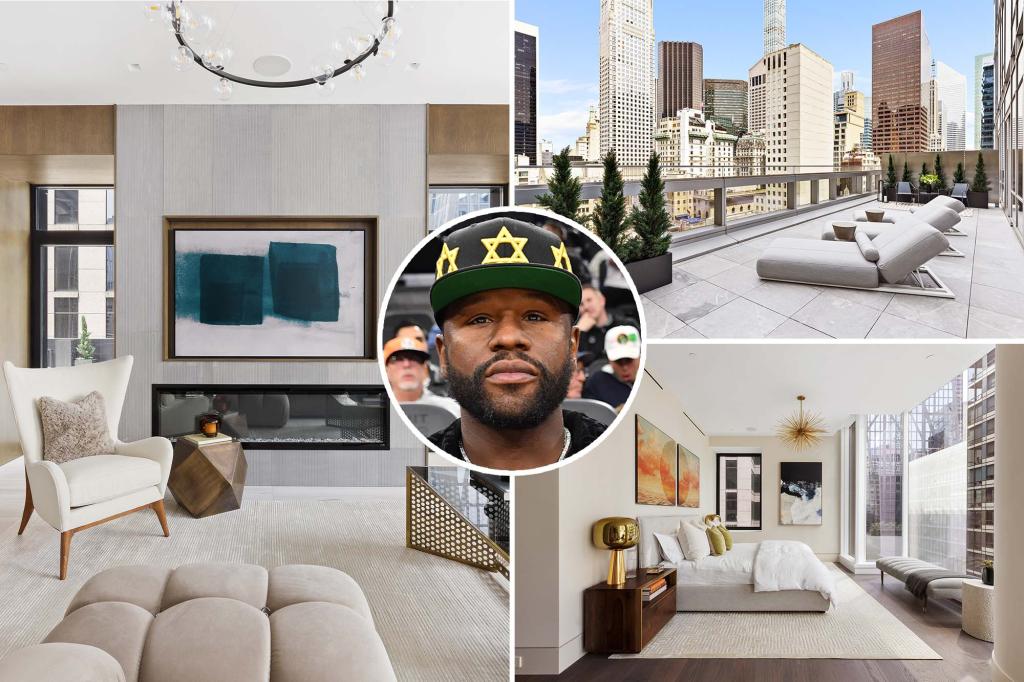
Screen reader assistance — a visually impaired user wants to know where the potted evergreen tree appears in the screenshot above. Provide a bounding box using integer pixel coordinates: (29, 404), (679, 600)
(620, 152), (672, 293)
(934, 154), (948, 194)
(969, 152), (990, 209)
(884, 155), (898, 202)
(954, 161), (967, 187)
(536, 147), (584, 224)
(902, 161), (912, 184)
(591, 150), (628, 255)
(918, 162), (938, 204)
(74, 316), (95, 366)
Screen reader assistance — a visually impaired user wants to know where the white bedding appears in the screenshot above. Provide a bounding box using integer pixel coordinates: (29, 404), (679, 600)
(665, 542), (759, 586)
(753, 539), (838, 603)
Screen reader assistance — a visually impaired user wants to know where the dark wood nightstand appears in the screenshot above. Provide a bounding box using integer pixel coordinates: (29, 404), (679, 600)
(583, 568), (677, 654)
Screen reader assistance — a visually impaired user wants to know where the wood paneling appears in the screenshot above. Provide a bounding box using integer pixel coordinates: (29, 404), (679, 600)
(0, 155), (113, 184)
(116, 105), (428, 486)
(427, 104), (509, 185)
(0, 106), (115, 155)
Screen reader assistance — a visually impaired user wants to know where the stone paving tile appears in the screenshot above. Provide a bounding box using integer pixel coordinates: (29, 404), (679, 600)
(766, 319), (833, 338)
(883, 296), (970, 337)
(641, 297), (688, 337)
(674, 254), (739, 280)
(966, 306), (1024, 338)
(969, 283), (1024, 319)
(643, 266), (702, 301)
(653, 281), (737, 324)
(706, 264), (764, 296)
(743, 281), (822, 317)
(791, 292), (883, 338)
(688, 298), (788, 338)
(867, 313), (957, 339)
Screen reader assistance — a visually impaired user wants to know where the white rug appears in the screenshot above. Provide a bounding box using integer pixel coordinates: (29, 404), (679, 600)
(612, 565), (940, 659)
(0, 496), (509, 681)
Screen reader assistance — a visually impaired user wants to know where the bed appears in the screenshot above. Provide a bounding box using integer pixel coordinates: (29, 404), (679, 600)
(638, 515), (832, 613)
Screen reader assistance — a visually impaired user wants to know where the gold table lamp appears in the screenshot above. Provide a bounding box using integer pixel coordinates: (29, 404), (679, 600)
(592, 517), (639, 586)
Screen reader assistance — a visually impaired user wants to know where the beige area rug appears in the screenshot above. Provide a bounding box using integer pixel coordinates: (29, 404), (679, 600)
(612, 565), (940, 660)
(0, 496), (508, 681)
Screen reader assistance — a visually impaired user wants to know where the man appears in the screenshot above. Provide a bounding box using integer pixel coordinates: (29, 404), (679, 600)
(393, 319), (427, 344)
(582, 325), (641, 410)
(566, 351), (593, 400)
(576, 285), (616, 362)
(383, 336), (459, 416)
(427, 217), (608, 470)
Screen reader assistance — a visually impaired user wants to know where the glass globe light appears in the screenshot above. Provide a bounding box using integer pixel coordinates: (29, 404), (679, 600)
(214, 77), (232, 100)
(381, 17), (401, 44)
(185, 14), (214, 42)
(315, 79), (336, 97)
(142, 2), (164, 23)
(378, 46), (397, 65)
(352, 63), (366, 81)
(171, 45), (193, 71)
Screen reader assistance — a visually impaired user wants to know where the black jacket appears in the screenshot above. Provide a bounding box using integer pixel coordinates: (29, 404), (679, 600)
(429, 410), (607, 462)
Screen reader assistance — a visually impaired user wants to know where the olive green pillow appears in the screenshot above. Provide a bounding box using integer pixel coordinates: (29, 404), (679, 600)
(718, 524), (734, 550)
(706, 526), (727, 556)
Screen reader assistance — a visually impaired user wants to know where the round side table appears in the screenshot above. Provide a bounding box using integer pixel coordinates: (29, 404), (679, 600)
(961, 578), (994, 642)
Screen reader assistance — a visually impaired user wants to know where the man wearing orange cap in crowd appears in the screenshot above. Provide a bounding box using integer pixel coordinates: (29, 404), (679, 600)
(383, 337), (460, 417)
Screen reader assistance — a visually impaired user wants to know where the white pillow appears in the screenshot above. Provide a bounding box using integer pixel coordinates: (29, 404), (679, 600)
(679, 521), (711, 561)
(653, 531), (684, 564)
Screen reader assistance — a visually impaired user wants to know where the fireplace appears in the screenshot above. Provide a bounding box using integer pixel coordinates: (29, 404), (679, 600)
(152, 384), (389, 450)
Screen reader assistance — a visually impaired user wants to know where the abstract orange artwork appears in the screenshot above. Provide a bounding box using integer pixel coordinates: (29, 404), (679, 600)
(635, 415), (676, 506)
(677, 445), (700, 508)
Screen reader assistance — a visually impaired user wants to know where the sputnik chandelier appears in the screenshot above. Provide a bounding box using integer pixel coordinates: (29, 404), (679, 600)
(775, 395), (827, 451)
(144, 1), (400, 100)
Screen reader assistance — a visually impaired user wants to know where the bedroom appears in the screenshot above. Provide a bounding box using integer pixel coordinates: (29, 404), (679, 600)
(514, 343), (1024, 680)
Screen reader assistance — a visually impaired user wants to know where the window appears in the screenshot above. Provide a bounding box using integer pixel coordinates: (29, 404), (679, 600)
(428, 186), (505, 230)
(865, 414), (903, 561)
(31, 186), (115, 368)
(717, 453), (762, 530)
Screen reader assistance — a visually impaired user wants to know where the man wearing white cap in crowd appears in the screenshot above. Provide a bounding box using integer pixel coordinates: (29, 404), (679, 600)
(582, 325), (641, 410)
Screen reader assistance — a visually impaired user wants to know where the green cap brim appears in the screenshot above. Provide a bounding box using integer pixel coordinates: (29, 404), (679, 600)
(430, 264), (582, 322)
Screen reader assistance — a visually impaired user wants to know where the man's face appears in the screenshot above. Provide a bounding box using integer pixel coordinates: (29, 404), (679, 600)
(567, 360), (586, 398)
(580, 288), (606, 319)
(436, 288), (579, 430)
(611, 357), (639, 384)
(396, 325), (427, 344)
(385, 351), (429, 396)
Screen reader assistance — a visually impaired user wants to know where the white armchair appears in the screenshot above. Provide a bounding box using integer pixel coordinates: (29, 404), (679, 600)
(2, 355), (172, 580)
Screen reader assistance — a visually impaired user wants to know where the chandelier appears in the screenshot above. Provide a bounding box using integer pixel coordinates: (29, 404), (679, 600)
(775, 395), (827, 451)
(144, 1), (401, 99)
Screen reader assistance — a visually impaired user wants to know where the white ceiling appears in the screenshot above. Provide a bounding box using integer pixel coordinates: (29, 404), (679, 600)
(0, 1), (509, 104)
(646, 343), (993, 437)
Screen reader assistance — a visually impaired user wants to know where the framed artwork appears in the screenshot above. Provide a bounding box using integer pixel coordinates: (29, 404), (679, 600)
(165, 217), (376, 360)
(779, 461), (823, 526)
(635, 415), (676, 506)
(676, 445), (700, 508)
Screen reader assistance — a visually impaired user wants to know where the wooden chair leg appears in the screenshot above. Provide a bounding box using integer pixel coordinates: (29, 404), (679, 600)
(59, 531), (73, 581)
(17, 472), (34, 535)
(152, 500), (170, 537)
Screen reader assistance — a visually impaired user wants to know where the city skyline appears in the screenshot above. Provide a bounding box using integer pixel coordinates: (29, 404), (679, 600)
(518, 0), (994, 153)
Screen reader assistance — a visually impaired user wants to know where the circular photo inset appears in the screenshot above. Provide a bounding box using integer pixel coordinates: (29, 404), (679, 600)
(378, 207), (647, 474)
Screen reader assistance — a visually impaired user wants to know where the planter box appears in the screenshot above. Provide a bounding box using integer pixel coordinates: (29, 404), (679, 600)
(73, 358), (95, 366)
(968, 191), (989, 209)
(883, 188), (897, 203)
(624, 252), (672, 294)
(917, 192), (940, 204)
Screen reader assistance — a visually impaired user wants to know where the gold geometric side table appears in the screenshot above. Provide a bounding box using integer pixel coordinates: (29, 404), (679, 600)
(406, 466), (510, 579)
(169, 438), (247, 518)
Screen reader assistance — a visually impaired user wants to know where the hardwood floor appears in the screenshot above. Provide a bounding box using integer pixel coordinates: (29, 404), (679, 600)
(519, 567), (993, 682)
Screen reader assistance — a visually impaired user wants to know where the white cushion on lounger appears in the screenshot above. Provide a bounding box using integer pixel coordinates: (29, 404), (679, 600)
(914, 196), (966, 214)
(905, 204), (962, 232)
(873, 222), (950, 284)
(756, 238), (880, 289)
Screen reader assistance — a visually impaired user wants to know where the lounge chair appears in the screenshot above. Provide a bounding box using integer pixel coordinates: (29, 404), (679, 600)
(756, 221), (954, 299)
(896, 181), (917, 204)
(913, 195), (969, 234)
(840, 205), (965, 257)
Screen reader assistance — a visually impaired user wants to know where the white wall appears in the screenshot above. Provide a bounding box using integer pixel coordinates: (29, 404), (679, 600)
(708, 434), (841, 559)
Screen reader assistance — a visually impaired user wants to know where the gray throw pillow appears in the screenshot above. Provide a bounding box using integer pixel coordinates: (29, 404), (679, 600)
(38, 391), (114, 464)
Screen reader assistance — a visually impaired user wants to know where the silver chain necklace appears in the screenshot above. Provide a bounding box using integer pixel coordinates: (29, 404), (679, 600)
(459, 427), (572, 465)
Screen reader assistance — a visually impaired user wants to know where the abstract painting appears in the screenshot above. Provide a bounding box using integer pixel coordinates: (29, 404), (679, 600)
(780, 461), (823, 525)
(676, 445), (700, 508)
(168, 222), (370, 359)
(635, 415), (676, 506)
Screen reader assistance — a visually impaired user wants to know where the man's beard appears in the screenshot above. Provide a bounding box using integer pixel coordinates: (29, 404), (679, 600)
(445, 349), (574, 430)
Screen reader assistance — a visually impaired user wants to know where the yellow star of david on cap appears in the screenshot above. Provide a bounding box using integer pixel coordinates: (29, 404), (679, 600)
(550, 242), (573, 273)
(480, 226), (529, 264)
(436, 243), (459, 278)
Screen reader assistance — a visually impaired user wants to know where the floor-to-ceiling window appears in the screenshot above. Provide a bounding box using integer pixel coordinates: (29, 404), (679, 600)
(30, 186), (115, 368)
(907, 376), (967, 572)
(865, 414), (903, 560)
(716, 453), (762, 530)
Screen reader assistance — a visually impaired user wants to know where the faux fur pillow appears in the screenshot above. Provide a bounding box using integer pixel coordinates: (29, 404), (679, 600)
(38, 391), (114, 464)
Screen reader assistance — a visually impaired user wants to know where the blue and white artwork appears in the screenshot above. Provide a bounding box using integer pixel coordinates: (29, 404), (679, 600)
(779, 461), (822, 526)
(172, 229), (365, 358)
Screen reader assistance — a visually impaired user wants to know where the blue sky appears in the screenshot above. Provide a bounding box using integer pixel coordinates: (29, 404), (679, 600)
(517, 0), (995, 151)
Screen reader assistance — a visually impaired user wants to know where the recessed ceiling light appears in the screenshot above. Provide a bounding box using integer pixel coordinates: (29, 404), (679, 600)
(406, 61), (421, 71)
(128, 63), (142, 72)
(253, 54), (291, 78)
(925, 353), (935, 360)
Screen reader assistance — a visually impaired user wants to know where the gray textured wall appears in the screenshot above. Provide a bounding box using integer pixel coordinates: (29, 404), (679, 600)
(115, 105), (427, 486)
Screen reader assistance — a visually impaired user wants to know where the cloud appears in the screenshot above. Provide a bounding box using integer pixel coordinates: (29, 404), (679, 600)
(539, 79), (598, 95)
(539, 107), (593, 137)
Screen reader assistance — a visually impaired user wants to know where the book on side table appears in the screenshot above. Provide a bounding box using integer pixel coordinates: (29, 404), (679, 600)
(583, 568), (677, 654)
(181, 433), (234, 447)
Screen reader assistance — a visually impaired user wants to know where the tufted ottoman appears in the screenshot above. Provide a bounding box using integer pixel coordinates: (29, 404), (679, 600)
(0, 563), (396, 682)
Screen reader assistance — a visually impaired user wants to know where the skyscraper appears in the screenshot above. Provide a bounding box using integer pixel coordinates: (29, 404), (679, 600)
(976, 53), (995, 149)
(658, 41), (703, 119)
(935, 61), (967, 151)
(574, 106), (601, 162)
(599, 0), (656, 167)
(834, 70), (855, 112)
(872, 11), (932, 154)
(764, 0), (786, 56)
(862, 95), (874, 151)
(705, 79), (748, 135)
(514, 22), (539, 165)
(835, 90), (866, 167)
